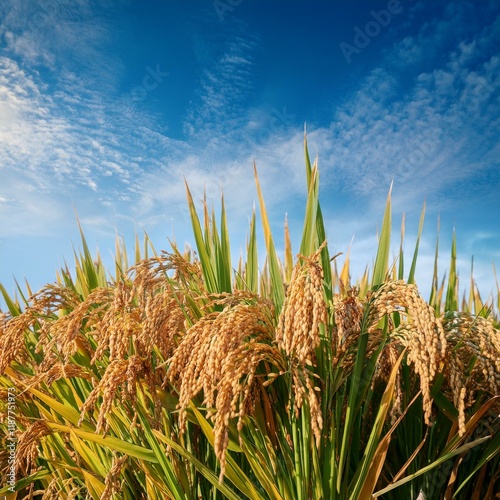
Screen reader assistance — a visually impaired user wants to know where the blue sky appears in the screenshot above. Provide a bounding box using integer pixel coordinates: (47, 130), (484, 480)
(0, 0), (499, 307)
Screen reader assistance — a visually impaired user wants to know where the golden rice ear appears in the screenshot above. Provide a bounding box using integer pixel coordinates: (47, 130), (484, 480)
(275, 245), (328, 446)
(166, 293), (282, 480)
(0, 313), (33, 374)
(27, 362), (95, 392)
(332, 286), (364, 364)
(367, 280), (447, 426)
(102, 454), (128, 500)
(276, 244), (328, 367)
(444, 313), (500, 436)
(78, 355), (153, 435)
(14, 420), (52, 477)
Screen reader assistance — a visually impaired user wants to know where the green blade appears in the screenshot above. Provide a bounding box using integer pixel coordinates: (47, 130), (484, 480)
(372, 184), (392, 287)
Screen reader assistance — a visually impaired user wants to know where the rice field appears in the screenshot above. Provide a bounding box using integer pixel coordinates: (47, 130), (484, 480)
(1, 137), (499, 499)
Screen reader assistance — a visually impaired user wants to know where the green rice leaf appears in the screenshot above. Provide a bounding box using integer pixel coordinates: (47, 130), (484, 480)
(445, 230), (458, 311)
(254, 162), (285, 313)
(372, 184), (392, 287)
(185, 181), (218, 293)
(408, 201), (426, 284)
(153, 430), (247, 500)
(47, 422), (159, 463)
(372, 436), (490, 497)
(299, 162), (319, 257)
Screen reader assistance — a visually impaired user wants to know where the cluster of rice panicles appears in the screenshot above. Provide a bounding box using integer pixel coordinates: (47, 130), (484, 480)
(79, 354), (155, 433)
(0, 252), (201, 496)
(0, 284), (82, 374)
(0, 284), (109, 378)
(367, 280), (447, 425)
(3, 228), (499, 493)
(42, 288), (111, 364)
(1, 252), (192, 372)
(70, 256), (191, 431)
(443, 312), (500, 435)
(14, 420), (52, 477)
(373, 342), (404, 424)
(102, 454), (129, 500)
(42, 478), (81, 500)
(332, 286), (364, 368)
(167, 292), (282, 480)
(124, 252), (194, 360)
(28, 362), (95, 391)
(276, 245), (328, 447)
(55, 255), (190, 394)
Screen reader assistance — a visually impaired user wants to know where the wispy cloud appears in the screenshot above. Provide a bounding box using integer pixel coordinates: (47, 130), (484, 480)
(0, 56), (130, 233)
(312, 1), (500, 212)
(0, 0), (123, 80)
(183, 21), (259, 142)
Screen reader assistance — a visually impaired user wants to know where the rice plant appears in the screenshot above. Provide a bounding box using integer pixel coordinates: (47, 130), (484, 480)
(1, 135), (499, 499)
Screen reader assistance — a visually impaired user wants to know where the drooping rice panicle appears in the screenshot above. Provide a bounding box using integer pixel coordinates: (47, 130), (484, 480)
(367, 280), (447, 425)
(276, 244), (328, 445)
(443, 312), (500, 435)
(167, 292), (283, 478)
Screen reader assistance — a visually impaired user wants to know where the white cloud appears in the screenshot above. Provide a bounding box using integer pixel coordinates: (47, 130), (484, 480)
(183, 20), (259, 141)
(312, 3), (500, 211)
